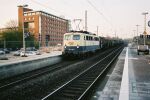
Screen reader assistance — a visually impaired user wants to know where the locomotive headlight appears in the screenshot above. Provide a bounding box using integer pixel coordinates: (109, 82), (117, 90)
(77, 44), (79, 48)
(64, 45), (67, 48)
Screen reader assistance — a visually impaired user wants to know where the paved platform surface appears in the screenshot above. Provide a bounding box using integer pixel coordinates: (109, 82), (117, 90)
(128, 47), (150, 100)
(92, 47), (150, 100)
(90, 48), (126, 100)
(0, 51), (62, 66)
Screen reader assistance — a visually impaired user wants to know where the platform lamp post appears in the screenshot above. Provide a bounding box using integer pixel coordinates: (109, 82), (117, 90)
(142, 12), (148, 45)
(22, 4), (28, 57)
(3, 38), (6, 57)
(136, 25), (140, 45)
(133, 30), (136, 42)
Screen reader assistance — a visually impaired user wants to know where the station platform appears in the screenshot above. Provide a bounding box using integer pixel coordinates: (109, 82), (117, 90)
(0, 51), (62, 67)
(91, 47), (150, 100)
(0, 51), (62, 80)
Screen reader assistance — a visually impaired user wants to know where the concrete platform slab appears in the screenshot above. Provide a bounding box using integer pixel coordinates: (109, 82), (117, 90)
(0, 51), (62, 66)
(91, 48), (126, 100)
(128, 48), (150, 100)
(92, 46), (150, 100)
(0, 51), (62, 80)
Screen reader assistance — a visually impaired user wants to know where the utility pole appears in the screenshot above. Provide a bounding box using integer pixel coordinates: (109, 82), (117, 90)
(39, 34), (41, 49)
(85, 10), (87, 31)
(4, 39), (6, 57)
(133, 30), (136, 42)
(18, 4), (28, 56)
(115, 30), (117, 38)
(39, 15), (42, 50)
(136, 25), (140, 45)
(97, 26), (99, 36)
(142, 12), (148, 45)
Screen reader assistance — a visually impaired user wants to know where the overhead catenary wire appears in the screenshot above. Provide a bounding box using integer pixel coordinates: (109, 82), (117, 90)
(87, 0), (120, 37)
(30, 0), (114, 35)
(85, 0), (114, 28)
(30, 0), (56, 12)
(30, 0), (67, 16)
(30, 0), (76, 29)
(30, 0), (79, 19)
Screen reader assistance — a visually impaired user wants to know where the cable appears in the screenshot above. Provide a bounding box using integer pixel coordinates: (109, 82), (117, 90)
(30, 0), (114, 33)
(30, 0), (63, 14)
(30, 0), (75, 27)
(85, 0), (113, 27)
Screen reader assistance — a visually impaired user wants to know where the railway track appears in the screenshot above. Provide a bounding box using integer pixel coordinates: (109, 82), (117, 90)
(0, 46), (123, 100)
(41, 46), (123, 100)
(0, 46), (118, 92)
(0, 60), (79, 90)
(0, 48), (110, 91)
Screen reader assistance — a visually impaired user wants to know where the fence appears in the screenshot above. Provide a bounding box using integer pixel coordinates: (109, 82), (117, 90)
(0, 40), (63, 52)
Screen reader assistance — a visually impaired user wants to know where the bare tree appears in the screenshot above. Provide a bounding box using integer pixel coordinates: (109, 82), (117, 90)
(5, 20), (18, 30)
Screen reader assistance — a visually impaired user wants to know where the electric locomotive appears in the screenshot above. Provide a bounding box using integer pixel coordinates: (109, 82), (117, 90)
(62, 31), (100, 57)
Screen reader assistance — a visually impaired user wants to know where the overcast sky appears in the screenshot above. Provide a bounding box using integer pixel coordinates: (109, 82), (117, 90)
(1, 0), (150, 39)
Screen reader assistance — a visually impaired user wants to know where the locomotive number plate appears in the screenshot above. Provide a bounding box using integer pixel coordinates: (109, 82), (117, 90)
(68, 42), (74, 45)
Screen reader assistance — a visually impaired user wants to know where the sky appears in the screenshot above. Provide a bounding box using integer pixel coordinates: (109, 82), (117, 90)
(1, 0), (150, 39)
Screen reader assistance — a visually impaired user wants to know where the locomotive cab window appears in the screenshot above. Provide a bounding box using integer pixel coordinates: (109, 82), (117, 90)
(94, 37), (99, 41)
(86, 36), (88, 40)
(73, 35), (80, 40)
(65, 35), (71, 40)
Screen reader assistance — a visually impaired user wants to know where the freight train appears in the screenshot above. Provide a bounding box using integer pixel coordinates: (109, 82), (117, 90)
(62, 31), (122, 57)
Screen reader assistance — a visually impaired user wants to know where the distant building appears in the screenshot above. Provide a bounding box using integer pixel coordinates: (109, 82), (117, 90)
(18, 6), (69, 47)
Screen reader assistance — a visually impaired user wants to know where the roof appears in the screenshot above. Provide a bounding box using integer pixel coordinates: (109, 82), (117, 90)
(24, 10), (68, 21)
(69, 30), (95, 34)
(66, 30), (97, 36)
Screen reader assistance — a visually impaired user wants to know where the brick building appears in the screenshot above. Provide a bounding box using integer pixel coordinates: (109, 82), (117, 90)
(18, 6), (69, 47)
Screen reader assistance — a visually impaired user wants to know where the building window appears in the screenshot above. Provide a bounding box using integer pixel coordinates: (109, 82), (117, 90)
(28, 13), (31, 16)
(32, 13), (35, 15)
(24, 13), (27, 16)
(36, 12), (40, 15)
(45, 35), (50, 47)
(28, 22), (35, 28)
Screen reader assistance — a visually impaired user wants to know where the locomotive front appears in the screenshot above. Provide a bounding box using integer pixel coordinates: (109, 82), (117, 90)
(62, 32), (84, 56)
